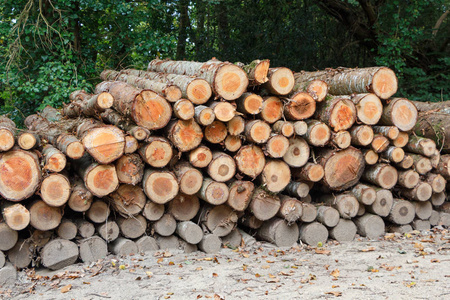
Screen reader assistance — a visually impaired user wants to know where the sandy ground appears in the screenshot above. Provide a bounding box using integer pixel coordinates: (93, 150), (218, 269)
(2, 228), (450, 300)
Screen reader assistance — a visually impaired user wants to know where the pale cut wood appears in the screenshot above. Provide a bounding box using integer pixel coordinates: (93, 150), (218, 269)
(293, 163), (324, 182)
(86, 200), (110, 223)
(173, 99), (195, 120)
(57, 219), (77, 240)
(357, 203), (366, 216)
(142, 201), (164, 221)
(152, 214), (176, 237)
(263, 67), (295, 95)
(41, 239), (79, 270)
(348, 93), (383, 125)
(393, 131), (409, 148)
(204, 120), (227, 144)
(366, 187), (393, 217)
(431, 191), (446, 207)
(2, 203), (30, 231)
(189, 145), (212, 168)
(293, 121), (308, 136)
(380, 146), (404, 163)
(388, 199), (415, 225)
(177, 221), (203, 244)
(429, 210), (440, 226)
(400, 181), (432, 201)
(409, 153), (432, 175)
(28, 200), (62, 231)
(79, 236), (108, 263)
(7, 239), (32, 269)
(394, 153), (414, 169)
(167, 194), (200, 221)
(372, 126), (399, 140)
(277, 195), (303, 223)
(321, 193), (359, 219)
(17, 132), (40, 150)
(40, 173), (71, 207)
(258, 218), (299, 247)
(68, 178), (93, 212)
(362, 149), (379, 165)
(96, 221), (120, 242)
(0, 223), (18, 251)
(430, 150), (440, 169)
(412, 219), (431, 231)
(284, 181), (311, 198)
(300, 202), (317, 222)
(245, 120), (271, 144)
(143, 169), (179, 204)
(117, 214), (147, 239)
(284, 92), (316, 120)
(224, 135), (242, 152)
(283, 137), (310, 167)
(272, 121), (294, 138)
(316, 205), (340, 227)
(109, 184), (146, 217)
(173, 161), (203, 195)
(0, 116), (16, 152)
(329, 219), (357, 242)
(0, 149), (41, 201)
(264, 134), (289, 158)
(259, 96), (283, 124)
(199, 204), (238, 237)
(292, 78), (328, 102)
(425, 173), (446, 193)
(397, 170), (420, 189)
(236, 59), (270, 86)
(249, 188), (281, 221)
(314, 97), (357, 132)
(234, 144), (265, 178)
(379, 98), (418, 131)
(209, 101), (236, 122)
(331, 131), (351, 149)
(260, 160), (291, 192)
(155, 235), (179, 250)
(42, 145), (66, 172)
(227, 116), (245, 136)
(303, 119), (331, 147)
(405, 136), (436, 157)
(349, 125), (374, 146)
(194, 105), (215, 126)
(436, 155), (450, 179)
(115, 153), (144, 185)
(351, 183), (377, 205)
(74, 219), (95, 238)
(239, 213), (263, 229)
(227, 180), (255, 211)
(136, 236), (159, 253)
(124, 135), (138, 154)
(166, 119), (203, 152)
(198, 178), (229, 205)
(414, 201), (432, 220)
(355, 213), (385, 240)
(236, 93), (263, 115)
(198, 234), (221, 253)
(109, 237), (138, 256)
(65, 90), (114, 117)
(361, 163), (398, 189)
(222, 229), (242, 249)
(207, 152), (236, 182)
(371, 134), (390, 153)
(298, 222), (328, 246)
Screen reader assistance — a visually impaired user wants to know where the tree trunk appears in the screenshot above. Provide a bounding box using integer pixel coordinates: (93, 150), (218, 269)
(414, 111), (450, 153)
(227, 180), (254, 211)
(259, 96), (283, 124)
(397, 170), (420, 189)
(235, 59), (270, 86)
(0, 116), (16, 152)
(303, 120), (331, 147)
(167, 194), (200, 221)
(298, 222), (328, 246)
(293, 162), (324, 182)
(314, 96), (356, 132)
(74, 219), (95, 238)
(173, 99), (195, 120)
(425, 173), (447, 193)
(379, 98), (418, 132)
(355, 213), (385, 239)
(115, 153), (144, 185)
(436, 155), (450, 179)
(239, 213), (263, 229)
(292, 78), (328, 102)
(431, 191), (446, 207)
(393, 131), (409, 148)
(42, 145), (66, 173)
(194, 106), (215, 126)
(409, 153), (432, 175)
(257, 218), (299, 247)
(142, 200), (164, 222)
(198, 234), (221, 253)
(224, 135), (242, 152)
(394, 153), (414, 169)
(109, 184), (146, 217)
(7, 239), (32, 269)
(17, 132), (40, 150)
(40, 173), (71, 207)
(99, 109), (150, 141)
(117, 214), (147, 239)
(78, 236), (108, 263)
(316, 205), (340, 227)
(236, 93), (263, 115)
(222, 229), (242, 249)
(234, 145), (265, 178)
(380, 146), (405, 163)
(166, 119), (203, 152)
(361, 149), (379, 165)
(28, 200), (62, 231)
(372, 126), (399, 140)
(414, 201), (432, 220)
(263, 67), (295, 95)
(109, 237), (138, 256)
(136, 236), (159, 253)
(142, 169), (179, 204)
(284, 181), (311, 198)
(138, 137), (173, 168)
(293, 121), (308, 136)
(189, 145), (213, 168)
(361, 163), (398, 189)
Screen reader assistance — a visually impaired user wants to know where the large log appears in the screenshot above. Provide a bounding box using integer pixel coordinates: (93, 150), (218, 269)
(258, 218), (299, 247)
(40, 173), (71, 207)
(109, 184), (146, 217)
(117, 215), (147, 239)
(234, 145), (265, 178)
(379, 98), (418, 132)
(436, 155), (450, 179)
(316, 205), (340, 227)
(227, 180), (254, 211)
(41, 239), (79, 270)
(199, 204), (238, 237)
(259, 160), (291, 192)
(176, 221), (203, 244)
(7, 239), (32, 269)
(263, 67), (295, 95)
(28, 200), (62, 231)
(97, 221), (120, 242)
(314, 97), (357, 132)
(57, 219), (77, 240)
(249, 188), (281, 221)
(198, 178), (229, 205)
(351, 183), (377, 205)
(143, 169), (179, 204)
(405, 136), (437, 157)
(79, 236), (108, 263)
(2, 203), (30, 231)
(329, 219), (357, 242)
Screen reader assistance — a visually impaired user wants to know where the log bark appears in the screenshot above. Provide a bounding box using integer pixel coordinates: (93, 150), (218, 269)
(388, 199), (415, 225)
(143, 169), (179, 204)
(412, 219), (431, 231)
(148, 58), (248, 100)
(109, 184), (146, 217)
(28, 200), (62, 231)
(239, 213), (263, 229)
(258, 218), (299, 247)
(117, 214), (147, 239)
(194, 105), (215, 126)
(372, 126), (399, 140)
(314, 96), (357, 132)
(430, 150), (440, 169)
(355, 213), (385, 240)
(176, 221), (203, 244)
(436, 155), (450, 179)
(379, 98), (418, 131)
(198, 178), (229, 205)
(264, 134), (290, 158)
(68, 178), (93, 212)
(204, 120), (227, 144)
(235, 59), (270, 86)
(100, 109), (150, 141)
(414, 111), (450, 153)
(329, 219), (357, 242)
(41, 239), (79, 270)
(404, 136), (437, 158)
(298, 222), (328, 246)
(292, 78), (328, 102)
(277, 195), (303, 223)
(272, 121), (295, 138)
(0, 116), (16, 152)
(207, 152), (236, 182)
(167, 194), (200, 221)
(222, 229), (242, 249)
(142, 200), (164, 222)
(40, 173), (71, 207)
(96, 221), (120, 242)
(259, 96), (283, 124)
(249, 188), (281, 221)
(236, 93), (263, 115)
(397, 170), (420, 189)
(263, 67), (295, 95)
(86, 200), (110, 223)
(17, 132), (40, 150)
(303, 120), (331, 147)
(284, 92), (316, 120)
(234, 144), (265, 178)
(227, 180), (254, 211)
(2, 202), (30, 231)
(380, 146), (404, 163)
(0, 222), (18, 251)
(64, 90), (114, 118)
(361, 163), (398, 189)
(259, 160), (291, 192)
(199, 204), (238, 237)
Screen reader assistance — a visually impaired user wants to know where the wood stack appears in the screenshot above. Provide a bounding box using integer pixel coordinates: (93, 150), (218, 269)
(0, 58), (448, 274)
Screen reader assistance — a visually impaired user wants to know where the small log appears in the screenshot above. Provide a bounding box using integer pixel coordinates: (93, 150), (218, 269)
(136, 236), (159, 253)
(263, 67), (295, 95)
(17, 132), (40, 150)
(189, 145), (213, 168)
(412, 219), (431, 231)
(362, 149), (379, 165)
(99, 109), (150, 141)
(404, 136), (436, 157)
(166, 119), (203, 152)
(394, 153), (414, 169)
(65, 90), (114, 117)
(283, 137), (309, 167)
(167, 194), (199, 221)
(388, 199), (415, 225)
(351, 183), (377, 205)
(222, 229), (242, 249)
(117, 214), (147, 239)
(56, 219), (77, 240)
(321, 193), (359, 219)
(142, 169), (179, 204)
(293, 121), (308, 136)
(227, 116), (245, 136)
(439, 212), (450, 227)
(86, 200), (110, 223)
(349, 125), (374, 146)
(156, 235), (179, 250)
(239, 213), (263, 229)
(2, 203), (30, 231)
(142, 200), (165, 221)
(42, 145), (66, 172)
(303, 120), (331, 147)
(0, 116), (16, 152)
(176, 221), (203, 244)
(372, 126), (399, 140)
(400, 181), (432, 202)
(414, 201), (432, 220)
(314, 96), (356, 132)
(245, 120), (271, 144)
(316, 205), (340, 227)
(355, 213), (385, 240)
(259, 96), (283, 124)
(209, 101), (235, 122)
(109, 237), (138, 256)
(68, 178), (93, 212)
(204, 120), (227, 144)
(397, 170), (420, 189)
(362, 163), (398, 189)
(234, 145), (265, 178)
(29, 200), (62, 231)
(199, 204), (237, 237)
(431, 191), (446, 207)
(194, 105), (215, 126)
(317, 147), (365, 191)
(285, 181), (311, 198)
(429, 210), (440, 226)
(109, 184), (146, 217)
(236, 93), (263, 115)
(96, 221), (120, 242)
(371, 134), (390, 153)
(173, 99), (195, 120)
(277, 195), (303, 223)
(124, 134), (138, 154)
(388, 224), (413, 234)
(264, 134), (289, 158)
(0, 223), (18, 251)
(224, 135), (242, 152)
(409, 153), (433, 175)
(74, 219), (95, 238)
(236, 59), (270, 86)
(152, 214), (176, 237)
(357, 204), (366, 216)
(7, 239), (32, 269)
(198, 178), (229, 205)
(379, 98), (418, 132)
(40, 173), (71, 207)
(284, 92), (316, 120)
(393, 131), (409, 148)
(198, 234), (221, 254)
(329, 219), (357, 242)
(79, 236), (108, 263)
(207, 152), (236, 182)
(436, 155), (450, 179)
(139, 137), (173, 168)
(425, 173), (447, 193)
(0, 149), (41, 201)
(366, 187), (393, 217)
(331, 131), (351, 149)
(258, 218), (299, 247)
(227, 180), (255, 211)
(298, 222), (328, 246)
(380, 146), (404, 163)
(300, 202), (318, 222)
(41, 239), (79, 270)
(260, 160), (291, 192)
(272, 121), (294, 138)
(430, 150), (440, 169)
(173, 161), (203, 195)
(249, 188), (281, 221)
(349, 93), (383, 125)
(293, 78), (328, 102)
(115, 153), (144, 185)
(293, 163), (324, 182)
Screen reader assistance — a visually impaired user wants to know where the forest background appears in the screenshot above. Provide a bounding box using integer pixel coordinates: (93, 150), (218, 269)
(0, 0), (448, 124)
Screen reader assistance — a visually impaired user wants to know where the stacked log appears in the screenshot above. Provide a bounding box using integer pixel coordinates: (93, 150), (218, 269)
(0, 57), (448, 277)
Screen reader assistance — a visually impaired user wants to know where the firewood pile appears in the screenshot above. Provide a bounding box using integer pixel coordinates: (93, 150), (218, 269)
(0, 58), (449, 273)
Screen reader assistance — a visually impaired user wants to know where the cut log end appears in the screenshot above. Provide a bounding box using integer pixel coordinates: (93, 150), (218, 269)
(299, 222), (328, 246)
(17, 133), (37, 150)
(41, 174), (71, 207)
(234, 145), (265, 178)
(204, 121), (227, 144)
(307, 80), (328, 102)
(215, 64), (249, 100)
(167, 119), (203, 152)
(372, 67), (398, 99)
(285, 92), (316, 120)
(140, 137), (173, 168)
(211, 101), (236, 122)
(265, 135), (289, 158)
(386, 98), (418, 132)
(330, 99), (356, 132)
(227, 181), (255, 211)
(65, 140), (85, 159)
(189, 146), (212, 168)
(245, 120), (271, 144)
(168, 194), (200, 221)
(187, 78), (212, 105)
(332, 131), (351, 149)
(82, 125), (125, 164)
(266, 68), (295, 95)
(165, 85), (183, 103)
(224, 135), (242, 152)
(29, 200), (62, 231)
(253, 60), (270, 84)
(260, 96), (283, 124)
(350, 125), (374, 146)
(240, 93), (263, 115)
(363, 149), (379, 165)
(354, 94), (383, 125)
(260, 160), (291, 192)
(133, 91), (172, 130)
(143, 170), (179, 204)
(173, 99), (195, 120)
(228, 116), (245, 136)
(208, 152), (236, 182)
(85, 164), (119, 197)
(3, 204), (30, 231)
(0, 129), (15, 152)
(199, 179), (229, 205)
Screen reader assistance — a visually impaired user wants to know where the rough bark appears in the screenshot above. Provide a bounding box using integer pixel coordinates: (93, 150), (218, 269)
(361, 163), (398, 189)
(235, 59), (270, 86)
(64, 90), (114, 118)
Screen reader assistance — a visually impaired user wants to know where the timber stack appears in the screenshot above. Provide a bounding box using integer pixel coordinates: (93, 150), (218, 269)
(0, 57), (449, 275)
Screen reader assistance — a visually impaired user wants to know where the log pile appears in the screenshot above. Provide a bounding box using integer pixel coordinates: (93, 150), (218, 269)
(0, 58), (449, 275)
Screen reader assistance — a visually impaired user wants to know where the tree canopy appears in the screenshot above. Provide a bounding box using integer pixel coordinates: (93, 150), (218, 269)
(0, 0), (448, 124)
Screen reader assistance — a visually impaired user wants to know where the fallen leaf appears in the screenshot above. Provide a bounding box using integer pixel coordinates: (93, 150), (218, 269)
(405, 281), (416, 288)
(168, 262), (175, 266)
(146, 271), (153, 278)
(266, 260), (274, 263)
(431, 259), (440, 263)
(414, 243), (424, 251)
(332, 285), (340, 288)
(196, 267), (203, 271)
(255, 273), (261, 278)
(119, 265), (126, 270)
(279, 271), (291, 276)
(157, 258), (163, 264)
(266, 277), (280, 283)
(325, 291), (342, 297)
(60, 284), (72, 293)
(163, 252), (172, 257)
(315, 249), (331, 255)
(261, 265), (270, 269)
(212, 273), (218, 278)
(242, 265), (247, 271)
(330, 269), (340, 279)
(361, 247), (376, 252)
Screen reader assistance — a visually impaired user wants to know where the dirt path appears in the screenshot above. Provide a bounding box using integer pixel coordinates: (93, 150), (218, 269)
(3, 228), (450, 300)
